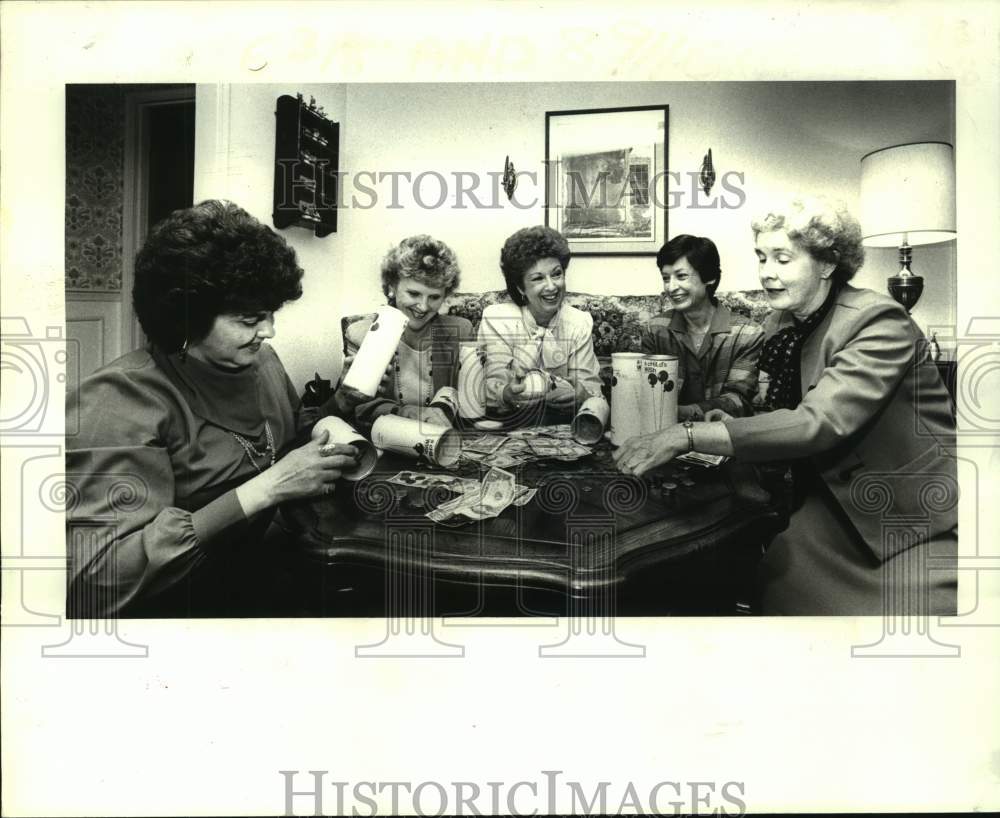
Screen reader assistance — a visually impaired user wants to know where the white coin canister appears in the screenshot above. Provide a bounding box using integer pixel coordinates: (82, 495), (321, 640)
(638, 354), (679, 434)
(341, 305), (409, 397)
(610, 352), (643, 446)
(371, 414), (462, 468)
(572, 395), (611, 445)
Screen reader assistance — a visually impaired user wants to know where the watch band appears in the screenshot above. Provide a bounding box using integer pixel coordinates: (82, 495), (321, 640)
(683, 420), (695, 452)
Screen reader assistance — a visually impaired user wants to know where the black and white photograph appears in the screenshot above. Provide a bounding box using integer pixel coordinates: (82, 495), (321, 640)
(60, 79), (960, 621)
(2, 2), (999, 817)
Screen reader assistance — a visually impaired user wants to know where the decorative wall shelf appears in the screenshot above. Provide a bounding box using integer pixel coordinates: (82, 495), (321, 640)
(272, 94), (339, 238)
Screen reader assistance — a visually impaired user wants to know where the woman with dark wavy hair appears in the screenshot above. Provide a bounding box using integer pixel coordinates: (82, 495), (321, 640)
(477, 225), (605, 420)
(615, 196), (957, 615)
(343, 234), (472, 428)
(66, 200), (362, 617)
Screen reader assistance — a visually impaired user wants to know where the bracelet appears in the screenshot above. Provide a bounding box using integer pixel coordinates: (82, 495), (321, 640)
(683, 420), (695, 452)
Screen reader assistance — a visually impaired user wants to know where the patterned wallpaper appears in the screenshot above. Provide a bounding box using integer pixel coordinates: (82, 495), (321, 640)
(65, 85), (126, 291)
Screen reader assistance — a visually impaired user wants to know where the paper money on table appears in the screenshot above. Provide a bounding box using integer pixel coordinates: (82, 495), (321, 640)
(507, 424), (574, 440)
(425, 472), (534, 522)
(480, 452), (529, 469)
(388, 471), (480, 493)
(475, 466), (516, 511)
(674, 452), (728, 467)
(507, 423), (573, 440)
(463, 434), (508, 455)
(525, 437), (591, 459)
(511, 485), (537, 506)
(439, 467), (517, 521)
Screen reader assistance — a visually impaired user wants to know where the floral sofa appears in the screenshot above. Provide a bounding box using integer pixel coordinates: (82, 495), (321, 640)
(444, 289), (772, 357)
(341, 289), (772, 400)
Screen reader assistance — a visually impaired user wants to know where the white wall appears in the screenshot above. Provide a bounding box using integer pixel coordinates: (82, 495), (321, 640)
(196, 81), (956, 386)
(194, 83), (348, 389)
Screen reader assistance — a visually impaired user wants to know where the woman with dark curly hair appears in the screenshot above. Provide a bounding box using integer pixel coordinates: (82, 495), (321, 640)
(615, 196), (957, 615)
(477, 225), (605, 419)
(66, 200), (363, 617)
(343, 234), (473, 428)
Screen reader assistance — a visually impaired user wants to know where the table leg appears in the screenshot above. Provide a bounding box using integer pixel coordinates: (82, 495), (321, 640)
(538, 517), (645, 658)
(354, 517), (464, 657)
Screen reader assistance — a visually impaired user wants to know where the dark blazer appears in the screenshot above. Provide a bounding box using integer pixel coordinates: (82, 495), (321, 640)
(724, 284), (957, 563)
(343, 312), (474, 428)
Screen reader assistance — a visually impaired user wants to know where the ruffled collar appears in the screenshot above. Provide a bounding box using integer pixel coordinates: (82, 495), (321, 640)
(520, 302), (564, 337)
(520, 303), (570, 369)
(151, 344), (267, 437)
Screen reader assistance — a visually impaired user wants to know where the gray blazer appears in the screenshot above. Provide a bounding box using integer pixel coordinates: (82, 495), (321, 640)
(724, 284), (957, 562)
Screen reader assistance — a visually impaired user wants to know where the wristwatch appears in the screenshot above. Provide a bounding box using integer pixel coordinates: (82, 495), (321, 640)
(683, 419), (695, 452)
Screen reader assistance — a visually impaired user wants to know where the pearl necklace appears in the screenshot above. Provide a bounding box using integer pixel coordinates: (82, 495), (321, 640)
(230, 421), (276, 473)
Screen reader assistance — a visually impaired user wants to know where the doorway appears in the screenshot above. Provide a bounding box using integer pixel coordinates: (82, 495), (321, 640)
(65, 84), (195, 390)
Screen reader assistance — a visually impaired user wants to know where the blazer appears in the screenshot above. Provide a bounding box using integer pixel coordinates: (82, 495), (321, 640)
(724, 285), (957, 563)
(343, 312), (473, 428)
(640, 303), (765, 416)
(477, 301), (606, 412)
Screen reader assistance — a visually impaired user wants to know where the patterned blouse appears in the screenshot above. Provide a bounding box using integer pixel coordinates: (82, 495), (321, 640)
(640, 303), (765, 417)
(477, 301), (606, 412)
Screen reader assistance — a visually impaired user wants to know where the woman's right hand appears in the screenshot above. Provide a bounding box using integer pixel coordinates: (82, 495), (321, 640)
(236, 431), (358, 515)
(502, 361), (543, 408)
(704, 408), (734, 422)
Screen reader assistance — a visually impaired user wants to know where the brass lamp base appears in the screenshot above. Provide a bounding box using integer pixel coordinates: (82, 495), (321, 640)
(888, 273), (924, 313)
(888, 242), (924, 313)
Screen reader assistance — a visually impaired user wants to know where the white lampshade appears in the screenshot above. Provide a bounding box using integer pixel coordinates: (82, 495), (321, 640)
(859, 142), (956, 247)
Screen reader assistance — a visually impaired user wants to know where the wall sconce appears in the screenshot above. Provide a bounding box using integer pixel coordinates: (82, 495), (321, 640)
(859, 142), (956, 313)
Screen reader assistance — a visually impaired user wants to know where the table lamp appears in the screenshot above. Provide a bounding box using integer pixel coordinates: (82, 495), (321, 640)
(859, 142), (956, 313)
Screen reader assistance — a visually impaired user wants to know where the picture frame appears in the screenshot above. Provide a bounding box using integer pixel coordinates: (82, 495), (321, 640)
(545, 104), (669, 257)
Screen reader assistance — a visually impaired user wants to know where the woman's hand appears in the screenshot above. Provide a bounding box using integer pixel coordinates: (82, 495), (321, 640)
(236, 431), (358, 515)
(502, 361), (544, 408)
(544, 376), (578, 412)
(613, 425), (687, 477)
(678, 404), (705, 422)
(704, 408), (734, 422)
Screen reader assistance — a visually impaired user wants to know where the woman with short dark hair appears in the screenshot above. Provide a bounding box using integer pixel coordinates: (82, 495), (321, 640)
(478, 225), (605, 419)
(343, 234), (473, 428)
(66, 200), (362, 617)
(616, 196), (957, 615)
(643, 234), (764, 420)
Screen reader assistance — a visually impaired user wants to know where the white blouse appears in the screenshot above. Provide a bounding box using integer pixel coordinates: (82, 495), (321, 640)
(477, 301), (606, 411)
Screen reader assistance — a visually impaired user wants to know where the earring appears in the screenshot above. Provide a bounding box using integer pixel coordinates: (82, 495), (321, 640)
(180, 339), (189, 362)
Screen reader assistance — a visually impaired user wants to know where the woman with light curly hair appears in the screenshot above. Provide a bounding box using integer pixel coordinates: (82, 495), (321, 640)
(615, 196), (957, 615)
(343, 235), (473, 428)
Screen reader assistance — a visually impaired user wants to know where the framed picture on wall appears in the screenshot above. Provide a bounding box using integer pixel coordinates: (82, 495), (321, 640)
(545, 104), (668, 257)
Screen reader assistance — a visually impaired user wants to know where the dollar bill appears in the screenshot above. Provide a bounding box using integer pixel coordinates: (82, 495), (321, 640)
(463, 434), (508, 455)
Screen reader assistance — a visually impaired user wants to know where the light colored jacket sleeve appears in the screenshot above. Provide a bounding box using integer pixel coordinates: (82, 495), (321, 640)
(723, 299), (915, 461)
(477, 305), (522, 412)
(565, 310), (606, 402)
